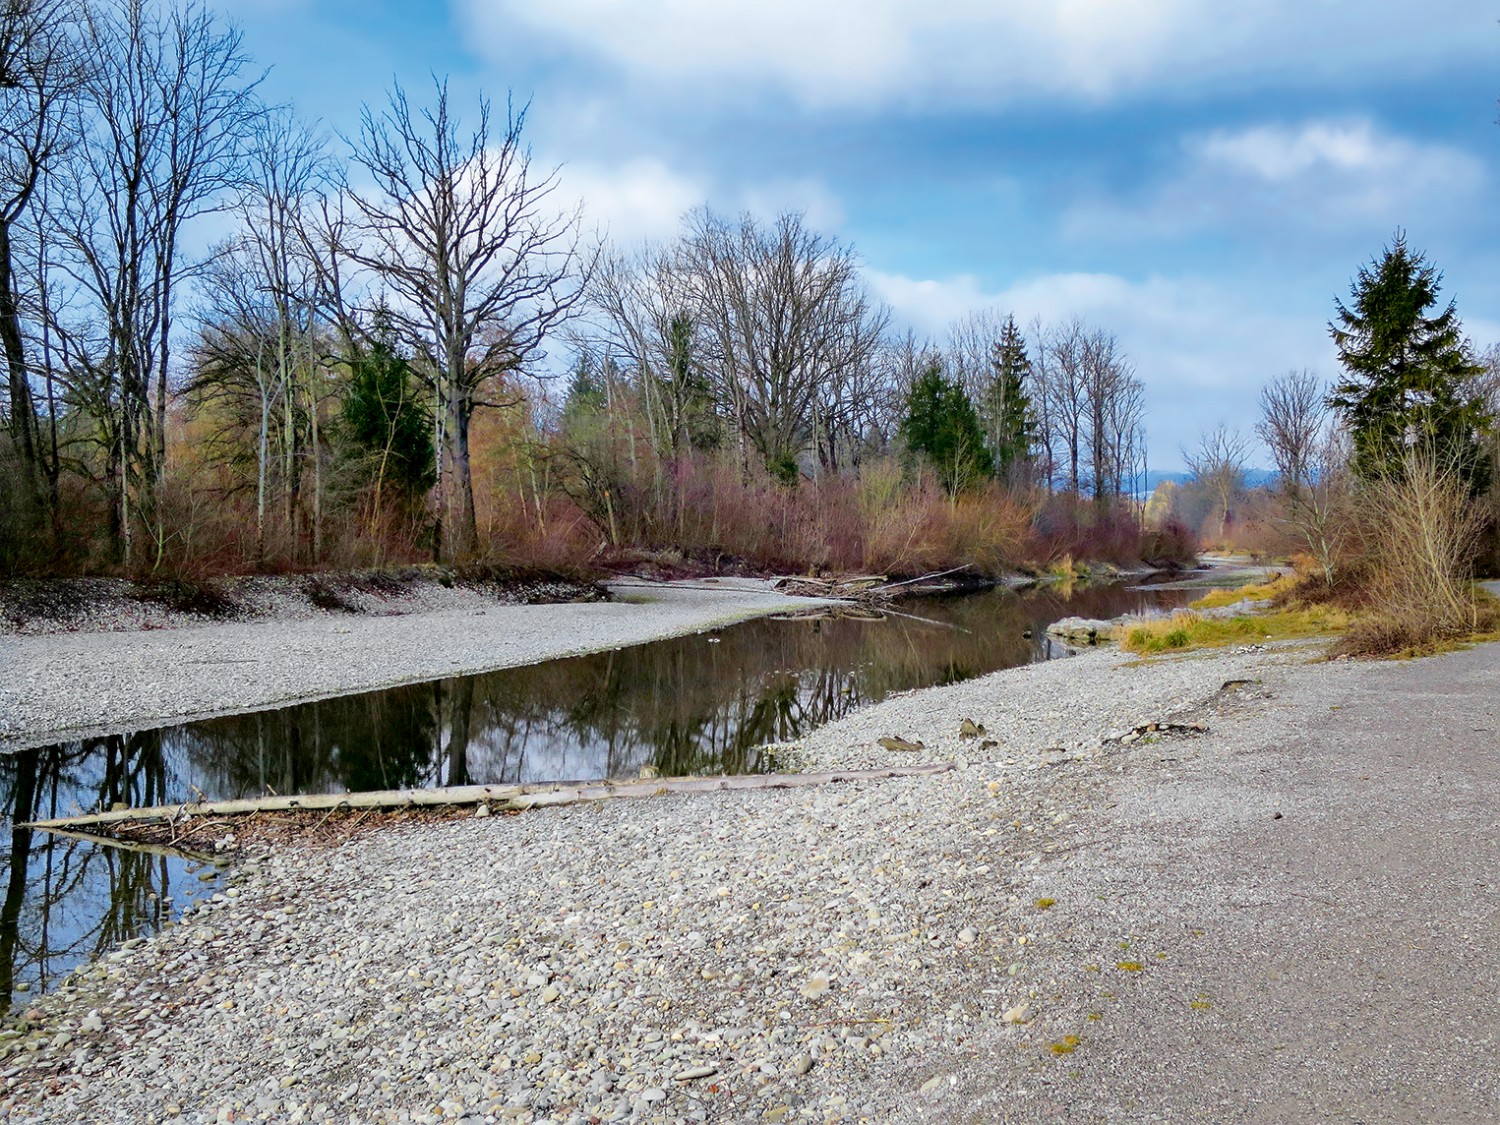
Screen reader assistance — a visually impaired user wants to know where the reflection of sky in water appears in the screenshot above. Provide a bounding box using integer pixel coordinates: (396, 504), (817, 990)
(0, 745), (224, 1008)
(0, 581), (1193, 1003)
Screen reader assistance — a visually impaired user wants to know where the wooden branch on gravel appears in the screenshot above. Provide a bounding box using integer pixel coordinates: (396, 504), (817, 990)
(22, 764), (956, 833)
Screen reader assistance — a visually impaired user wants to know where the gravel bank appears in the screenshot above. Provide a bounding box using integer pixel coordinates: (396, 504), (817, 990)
(1, 640), (1310, 1124)
(8, 630), (1497, 1124)
(0, 579), (830, 750)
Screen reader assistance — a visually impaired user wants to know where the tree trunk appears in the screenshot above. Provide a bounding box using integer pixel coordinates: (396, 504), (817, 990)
(442, 392), (478, 560)
(0, 220), (42, 516)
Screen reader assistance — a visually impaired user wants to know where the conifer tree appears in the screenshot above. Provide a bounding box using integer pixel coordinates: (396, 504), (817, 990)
(1328, 232), (1490, 489)
(982, 315), (1034, 483)
(900, 363), (993, 496)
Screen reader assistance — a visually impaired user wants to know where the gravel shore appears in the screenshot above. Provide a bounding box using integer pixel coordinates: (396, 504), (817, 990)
(5, 611), (1497, 1123)
(0, 579), (829, 750)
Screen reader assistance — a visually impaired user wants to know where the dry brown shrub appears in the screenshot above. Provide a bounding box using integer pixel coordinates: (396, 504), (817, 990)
(1332, 449), (1488, 656)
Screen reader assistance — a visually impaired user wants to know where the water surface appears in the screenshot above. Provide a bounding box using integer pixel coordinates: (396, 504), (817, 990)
(0, 580), (1193, 1004)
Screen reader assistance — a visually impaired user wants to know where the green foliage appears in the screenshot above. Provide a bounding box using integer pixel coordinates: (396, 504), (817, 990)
(340, 337), (435, 496)
(981, 315), (1034, 480)
(561, 352), (608, 432)
(1328, 232), (1492, 490)
(900, 363), (994, 495)
(659, 312), (721, 453)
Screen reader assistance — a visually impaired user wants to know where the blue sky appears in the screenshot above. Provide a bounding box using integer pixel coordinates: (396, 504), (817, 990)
(235, 0), (1500, 470)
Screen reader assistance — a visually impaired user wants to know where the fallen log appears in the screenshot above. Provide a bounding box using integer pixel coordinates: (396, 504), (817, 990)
(22, 763), (956, 833)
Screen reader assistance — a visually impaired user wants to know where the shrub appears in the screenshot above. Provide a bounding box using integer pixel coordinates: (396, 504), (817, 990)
(1332, 448), (1488, 656)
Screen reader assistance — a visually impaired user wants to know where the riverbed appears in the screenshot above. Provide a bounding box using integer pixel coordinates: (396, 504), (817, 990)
(0, 579), (1197, 1007)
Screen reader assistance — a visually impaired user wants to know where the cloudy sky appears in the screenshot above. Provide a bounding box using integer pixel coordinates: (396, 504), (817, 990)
(236, 0), (1500, 469)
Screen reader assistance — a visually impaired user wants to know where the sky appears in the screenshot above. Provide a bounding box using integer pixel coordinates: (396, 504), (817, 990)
(233, 0), (1500, 470)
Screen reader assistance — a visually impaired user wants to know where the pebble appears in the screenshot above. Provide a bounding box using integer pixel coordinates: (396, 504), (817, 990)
(0, 643), (1287, 1125)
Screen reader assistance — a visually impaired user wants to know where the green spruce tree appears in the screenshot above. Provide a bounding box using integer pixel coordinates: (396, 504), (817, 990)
(982, 315), (1034, 483)
(341, 335), (435, 497)
(1328, 231), (1491, 489)
(900, 363), (994, 496)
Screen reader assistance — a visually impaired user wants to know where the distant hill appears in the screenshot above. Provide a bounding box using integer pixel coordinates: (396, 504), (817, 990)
(1134, 468), (1276, 500)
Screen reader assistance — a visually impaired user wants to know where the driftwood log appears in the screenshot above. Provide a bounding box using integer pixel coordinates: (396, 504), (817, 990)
(22, 763), (956, 834)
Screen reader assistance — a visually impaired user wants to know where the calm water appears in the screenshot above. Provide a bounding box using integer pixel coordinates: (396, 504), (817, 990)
(0, 580), (1193, 1004)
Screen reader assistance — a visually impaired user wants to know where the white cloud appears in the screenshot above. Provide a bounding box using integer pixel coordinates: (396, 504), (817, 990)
(868, 266), (1334, 468)
(1064, 118), (1485, 242)
(553, 157), (848, 249)
(556, 158), (708, 248)
(458, 0), (1488, 108)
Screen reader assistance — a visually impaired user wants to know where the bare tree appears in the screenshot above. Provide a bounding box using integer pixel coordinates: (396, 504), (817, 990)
(1257, 369), (1353, 583)
(586, 244), (712, 459)
(1184, 423), (1250, 542)
(0, 0), (80, 520)
(344, 80), (589, 560)
(1257, 369), (1324, 494)
(678, 208), (886, 483)
(1024, 316), (1057, 492)
(45, 0), (258, 565)
(1030, 319), (1143, 504)
(190, 108), (330, 563)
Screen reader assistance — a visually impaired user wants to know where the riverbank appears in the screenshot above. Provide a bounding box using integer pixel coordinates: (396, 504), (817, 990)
(0, 579), (834, 750)
(7, 635), (1495, 1123)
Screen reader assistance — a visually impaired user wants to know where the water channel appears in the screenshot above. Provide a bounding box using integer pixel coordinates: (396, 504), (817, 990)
(0, 579), (1198, 1005)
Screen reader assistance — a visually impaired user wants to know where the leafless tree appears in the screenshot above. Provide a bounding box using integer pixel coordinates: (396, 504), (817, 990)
(1082, 328), (1140, 504)
(1030, 319), (1142, 504)
(1184, 423), (1250, 542)
(586, 244), (709, 459)
(0, 0), (80, 519)
(190, 108), (330, 562)
(343, 79), (590, 560)
(1024, 316), (1057, 492)
(1256, 369), (1325, 494)
(44, 0), (258, 565)
(1257, 369), (1353, 583)
(677, 208), (886, 482)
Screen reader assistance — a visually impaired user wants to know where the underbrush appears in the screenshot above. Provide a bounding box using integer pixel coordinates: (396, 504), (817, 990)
(1329, 587), (1500, 659)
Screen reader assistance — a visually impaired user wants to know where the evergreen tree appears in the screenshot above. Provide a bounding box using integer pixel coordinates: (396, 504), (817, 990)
(900, 363), (993, 496)
(341, 336), (435, 497)
(982, 315), (1034, 483)
(661, 312), (719, 452)
(1328, 232), (1490, 488)
(561, 352), (608, 430)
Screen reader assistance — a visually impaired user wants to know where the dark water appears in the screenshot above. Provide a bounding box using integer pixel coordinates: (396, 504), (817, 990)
(0, 580), (1193, 1004)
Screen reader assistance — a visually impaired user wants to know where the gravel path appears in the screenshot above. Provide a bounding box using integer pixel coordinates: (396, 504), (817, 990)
(0, 579), (828, 750)
(3, 635), (1496, 1123)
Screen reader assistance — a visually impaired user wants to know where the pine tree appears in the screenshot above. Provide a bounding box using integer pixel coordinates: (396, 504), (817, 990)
(1328, 232), (1490, 489)
(981, 315), (1034, 483)
(900, 363), (993, 496)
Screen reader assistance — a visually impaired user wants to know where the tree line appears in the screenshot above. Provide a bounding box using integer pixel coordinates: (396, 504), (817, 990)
(0, 0), (1158, 579)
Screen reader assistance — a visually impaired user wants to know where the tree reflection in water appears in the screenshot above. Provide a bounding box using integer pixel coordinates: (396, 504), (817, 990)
(0, 580), (1192, 1003)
